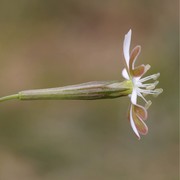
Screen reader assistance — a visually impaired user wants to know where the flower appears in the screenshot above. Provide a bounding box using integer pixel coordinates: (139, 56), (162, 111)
(122, 29), (163, 139)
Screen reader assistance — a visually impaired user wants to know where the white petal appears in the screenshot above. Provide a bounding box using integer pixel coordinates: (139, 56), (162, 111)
(131, 89), (137, 104)
(130, 105), (140, 139)
(134, 76), (141, 81)
(122, 68), (130, 79)
(123, 29), (132, 67)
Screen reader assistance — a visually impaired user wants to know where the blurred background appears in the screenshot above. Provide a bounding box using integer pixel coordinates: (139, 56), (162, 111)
(0, 0), (179, 179)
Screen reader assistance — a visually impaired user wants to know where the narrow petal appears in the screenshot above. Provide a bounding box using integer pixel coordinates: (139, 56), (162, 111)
(132, 106), (148, 135)
(133, 104), (148, 120)
(122, 68), (130, 79)
(129, 104), (140, 139)
(123, 29), (132, 67)
(129, 45), (141, 74)
(131, 89), (137, 104)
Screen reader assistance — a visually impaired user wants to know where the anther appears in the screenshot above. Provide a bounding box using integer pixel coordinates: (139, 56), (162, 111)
(145, 100), (152, 109)
(146, 84), (155, 90)
(153, 88), (163, 97)
(146, 81), (159, 90)
(145, 64), (151, 72)
(153, 73), (160, 80)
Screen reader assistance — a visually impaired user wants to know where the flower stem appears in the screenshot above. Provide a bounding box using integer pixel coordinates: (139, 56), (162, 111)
(0, 94), (19, 102)
(0, 80), (132, 102)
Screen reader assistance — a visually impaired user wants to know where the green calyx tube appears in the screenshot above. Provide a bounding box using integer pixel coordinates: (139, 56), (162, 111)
(0, 80), (132, 102)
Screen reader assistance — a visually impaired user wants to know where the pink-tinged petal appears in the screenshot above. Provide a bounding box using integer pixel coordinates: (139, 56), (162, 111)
(129, 104), (140, 139)
(122, 68), (130, 79)
(123, 29), (132, 67)
(132, 64), (145, 77)
(131, 89), (137, 104)
(129, 45), (141, 74)
(133, 104), (148, 120)
(127, 104), (130, 121)
(132, 107), (148, 135)
(135, 64), (151, 80)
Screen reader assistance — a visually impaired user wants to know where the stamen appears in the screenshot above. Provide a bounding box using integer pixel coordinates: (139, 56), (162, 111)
(139, 73), (160, 83)
(153, 73), (160, 80)
(146, 84), (156, 90)
(152, 88), (163, 97)
(145, 64), (151, 72)
(137, 90), (148, 103)
(154, 80), (159, 86)
(145, 100), (152, 109)
(146, 81), (159, 90)
(138, 88), (161, 95)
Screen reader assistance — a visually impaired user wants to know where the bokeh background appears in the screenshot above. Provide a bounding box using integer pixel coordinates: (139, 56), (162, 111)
(0, 0), (179, 180)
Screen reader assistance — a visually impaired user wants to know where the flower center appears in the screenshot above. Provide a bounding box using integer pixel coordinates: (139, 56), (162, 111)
(131, 73), (163, 106)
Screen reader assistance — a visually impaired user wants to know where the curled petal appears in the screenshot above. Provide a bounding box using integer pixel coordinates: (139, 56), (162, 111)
(129, 45), (141, 74)
(122, 68), (130, 79)
(135, 64), (151, 79)
(132, 64), (145, 77)
(133, 104), (148, 120)
(132, 107), (148, 135)
(129, 104), (140, 139)
(123, 29), (132, 67)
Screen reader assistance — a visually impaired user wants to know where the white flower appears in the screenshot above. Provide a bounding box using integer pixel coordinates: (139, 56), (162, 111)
(122, 29), (163, 139)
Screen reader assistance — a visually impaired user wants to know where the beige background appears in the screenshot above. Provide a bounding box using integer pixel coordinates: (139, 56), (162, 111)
(0, 0), (179, 179)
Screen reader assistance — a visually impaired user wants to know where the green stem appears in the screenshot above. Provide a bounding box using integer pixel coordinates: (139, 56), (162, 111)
(0, 94), (19, 102)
